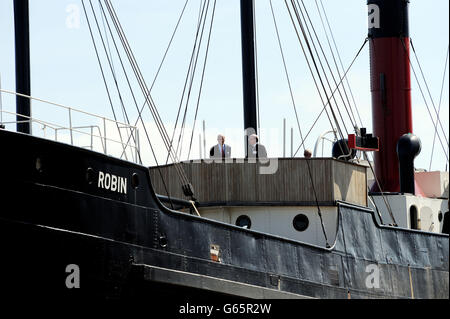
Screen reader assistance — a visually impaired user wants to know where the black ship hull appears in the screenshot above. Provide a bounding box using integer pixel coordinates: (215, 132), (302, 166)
(0, 129), (448, 300)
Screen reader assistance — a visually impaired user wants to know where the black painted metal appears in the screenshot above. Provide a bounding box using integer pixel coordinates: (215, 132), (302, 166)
(0, 129), (448, 299)
(332, 139), (356, 161)
(13, 0), (31, 134)
(367, 0), (409, 38)
(397, 133), (421, 194)
(157, 194), (192, 208)
(240, 0), (258, 156)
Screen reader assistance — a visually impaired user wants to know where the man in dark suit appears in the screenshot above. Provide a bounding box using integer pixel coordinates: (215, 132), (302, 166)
(247, 134), (267, 158)
(210, 134), (231, 159)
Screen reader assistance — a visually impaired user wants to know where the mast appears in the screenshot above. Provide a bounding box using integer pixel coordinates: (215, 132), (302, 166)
(368, 0), (412, 192)
(13, 0), (31, 134)
(240, 0), (258, 156)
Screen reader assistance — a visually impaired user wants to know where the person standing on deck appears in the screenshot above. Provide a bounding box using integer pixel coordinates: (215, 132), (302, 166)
(210, 134), (231, 159)
(247, 134), (267, 158)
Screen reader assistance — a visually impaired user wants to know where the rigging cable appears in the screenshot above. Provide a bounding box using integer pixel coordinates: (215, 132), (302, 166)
(291, 0), (347, 141)
(291, 38), (368, 157)
(429, 45), (449, 171)
(364, 150), (397, 225)
(97, 0), (143, 162)
(312, 0), (359, 130)
(272, 0), (330, 247)
(104, 0), (194, 197)
(88, 0), (137, 162)
(96, 0), (175, 207)
(291, 2), (391, 224)
(269, 0), (305, 156)
(283, 0), (341, 145)
(297, 0), (354, 134)
(361, 38), (400, 225)
(253, 0), (261, 137)
(98, 0), (133, 154)
(287, 0), (350, 152)
(107, 0), (190, 164)
(81, 0), (129, 161)
(402, 38), (449, 161)
(297, 1), (357, 163)
(104, 0), (185, 168)
(164, 0), (210, 164)
(174, 0), (212, 161)
(187, 0), (217, 159)
(410, 39), (449, 148)
(318, 0), (364, 127)
(315, 0), (388, 222)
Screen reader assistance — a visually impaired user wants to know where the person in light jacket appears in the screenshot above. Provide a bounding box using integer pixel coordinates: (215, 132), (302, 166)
(210, 134), (231, 159)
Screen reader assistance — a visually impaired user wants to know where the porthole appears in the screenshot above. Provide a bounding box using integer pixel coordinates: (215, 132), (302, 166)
(293, 214), (309, 232)
(438, 211), (443, 222)
(236, 215), (251, 229)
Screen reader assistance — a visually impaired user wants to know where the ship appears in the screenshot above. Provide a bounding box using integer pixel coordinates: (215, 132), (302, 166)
(0, 0), (448, 302)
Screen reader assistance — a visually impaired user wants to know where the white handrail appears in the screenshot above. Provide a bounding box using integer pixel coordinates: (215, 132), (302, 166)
(313, 130), (336, 157)
(0, 88), (135, 129)
(0, 108), (140, 163)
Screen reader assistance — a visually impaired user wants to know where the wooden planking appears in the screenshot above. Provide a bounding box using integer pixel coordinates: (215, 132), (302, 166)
(148, 158), (367, 206)
(332, 160), (368, 206)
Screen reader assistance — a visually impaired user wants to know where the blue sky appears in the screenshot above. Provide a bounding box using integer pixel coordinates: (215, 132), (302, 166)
(0, 0), (448, 171)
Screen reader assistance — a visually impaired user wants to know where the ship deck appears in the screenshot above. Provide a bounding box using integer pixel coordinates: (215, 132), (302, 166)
(149, 158), (368, 207)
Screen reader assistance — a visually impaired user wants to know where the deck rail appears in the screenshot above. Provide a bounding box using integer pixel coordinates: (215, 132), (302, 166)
(0, 88), (141, 164)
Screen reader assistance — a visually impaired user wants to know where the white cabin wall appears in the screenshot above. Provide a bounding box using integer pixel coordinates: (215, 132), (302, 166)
(199, 206), (338, 247)
(370, 194), (447, 233)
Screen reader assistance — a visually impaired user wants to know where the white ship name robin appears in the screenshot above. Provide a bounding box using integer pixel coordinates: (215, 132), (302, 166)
(98, 171), (127, 194)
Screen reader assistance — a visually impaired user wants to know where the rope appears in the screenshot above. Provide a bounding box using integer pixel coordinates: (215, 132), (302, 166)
(297, 0), (356, 162)
(403, 38), (449, 161)
(81, 0), (129, 161)
(410, 39), (449, 147)
(253, 0), (261, 136)
(272, 0), (330, 247)
(286, 6), (392, 225)
(288, 0), (355, 167)
(97, 0), (143, 162)
(298, 0), (355, 134)
(362, 38), (398, 225)
(118, 0), (189, 164)
(284, 0), (340, 146)
(165, 0), (209, 164)
(317, 0), (363, 127)
(429, 45), (449, 171)
(269, 0), (304, 152)
(87, 0), (135, 161)
(187, 0), (217, 159)
(290, 0), (346, 143)
(104, 0), (193, 197)
(174, 0), (211, 161)
(96, 0), (175, 206)
(291, 38), (368, 157)
(364, 150), (397, 226)
(315, 0), (361, 129)
(105, 1), (184, 167)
